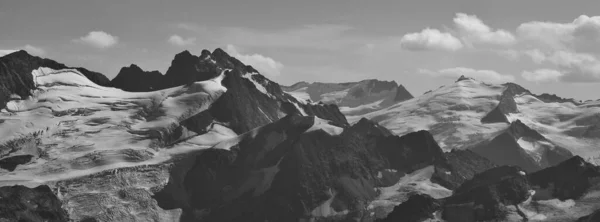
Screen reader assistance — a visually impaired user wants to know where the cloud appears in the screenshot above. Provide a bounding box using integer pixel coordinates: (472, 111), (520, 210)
(517, 15), (600, 52)
(453, 13), (516, 46)
(521, 69), (564, 83)
(167, 35), (196, 46)
(400, 28), (463, 51)
(0, 44), (45, 57)
(226, 44), (284, 76)
(74, 31), (119, 48)
(420, 67), (515, 83)
(0, 50), (17, 57)
(23, 45), (45, 56)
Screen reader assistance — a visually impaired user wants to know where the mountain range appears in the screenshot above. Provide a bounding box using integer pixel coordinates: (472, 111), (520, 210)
(0, 49), (599, 222)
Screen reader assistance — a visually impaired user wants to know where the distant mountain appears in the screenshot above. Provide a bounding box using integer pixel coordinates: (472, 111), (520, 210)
(0, 50), (110, 110)
(110, 64), (163, 92)
(282, 79), (414, 116)
(358, 76), (600, 167)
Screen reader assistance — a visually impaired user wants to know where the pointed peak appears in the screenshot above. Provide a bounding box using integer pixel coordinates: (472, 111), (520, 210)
(212, 48), (230, 58)
(126, 64), (142, 70)
(456, 75), (472, 82)
(174, 50), (194, 59)
(1, 50), (34, 60)
(507, 119), (545, 140)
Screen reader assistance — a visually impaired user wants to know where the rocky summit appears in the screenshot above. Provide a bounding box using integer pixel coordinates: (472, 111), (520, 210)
(1, 48), (600, 222)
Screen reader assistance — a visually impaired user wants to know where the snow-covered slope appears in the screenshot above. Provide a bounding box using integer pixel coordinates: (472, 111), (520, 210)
(359, 77), (600, 165)
(359, 78), (507, 150)
(0, 67), (232, 186)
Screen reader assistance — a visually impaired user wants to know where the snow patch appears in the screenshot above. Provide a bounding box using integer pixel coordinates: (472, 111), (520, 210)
(305, 116), (344, 136)
(368, 166), (452, 210)
(242, 72), (274, 98)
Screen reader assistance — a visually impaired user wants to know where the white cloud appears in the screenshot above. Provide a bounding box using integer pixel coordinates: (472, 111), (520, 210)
(0, 44), (45, 57)
(420, 67), (515, 83)
(23, 45), (45, 56)
(517, 15), (600, 52)
(0, 49), (17, 57)
(226, 44), (284, 76)
(453, 13), (516, 46)
(400, 28), (463, 51)
(74, 31), (119, 48)
(167, 35), (196, 46)
(522, 69), (564, 83)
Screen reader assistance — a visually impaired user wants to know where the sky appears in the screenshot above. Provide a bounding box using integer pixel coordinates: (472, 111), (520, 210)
(1, 0), (600, 100)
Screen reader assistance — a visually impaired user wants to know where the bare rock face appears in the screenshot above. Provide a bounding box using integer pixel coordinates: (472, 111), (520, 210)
(376, 194), (442, 222)
(0, 185), (68, 222)
(0, 50), (110, 110)
(442, 166), (531, 222)
(471, 120), (573, 172)
(578, 209), (600, 222)
(529, 155), (600, 200)
(394, 84), (414, 102)
(110, 64), (163, 92)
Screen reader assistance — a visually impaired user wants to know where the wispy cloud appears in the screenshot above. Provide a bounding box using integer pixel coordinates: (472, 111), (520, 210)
(174, 23), (365, 51)
(74, 31), (119, 49)
(167, 35), (196, 46)
(522, 69), (564, 83)
(226, 44), (284, 76)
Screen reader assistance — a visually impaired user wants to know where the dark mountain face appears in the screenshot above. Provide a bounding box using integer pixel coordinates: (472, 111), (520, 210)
(376, 194), (442, 222)
(535, 93), (580, 104)
(0, 50), (110, 110)
(471, 120), (573, 172)
(529, 155), (600, 200)
(481, 87), (520, 124)
(110, 64), (164, 92)
(152, 116), (490, 221)
(578, 209), (600, 222)
(0, 185), (68, 222)
(443, 166), (531, 222)
(394, 84), (414, 102)
(109, 49), (349, 133)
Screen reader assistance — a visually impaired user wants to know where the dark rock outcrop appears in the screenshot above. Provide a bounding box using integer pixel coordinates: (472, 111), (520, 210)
(455, 75), (472, 82)
(442, 166), (531, 222)
(481, 88), (519, 124)
(394, 84), (414, 102)
(535, 93), (580, 104)
(152, 116), (463, 222)
(376, 194), (442, 222)
(0, 185), (69, 222)
(0, 50), (110, 110)
(528, 155), (600, 200)
(577, 209), (600, 222)
(432, 149), (497, 190)
(471, 120), (573, 172)
(110, 64), (163, 92)
(0, 154), (34, 171)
